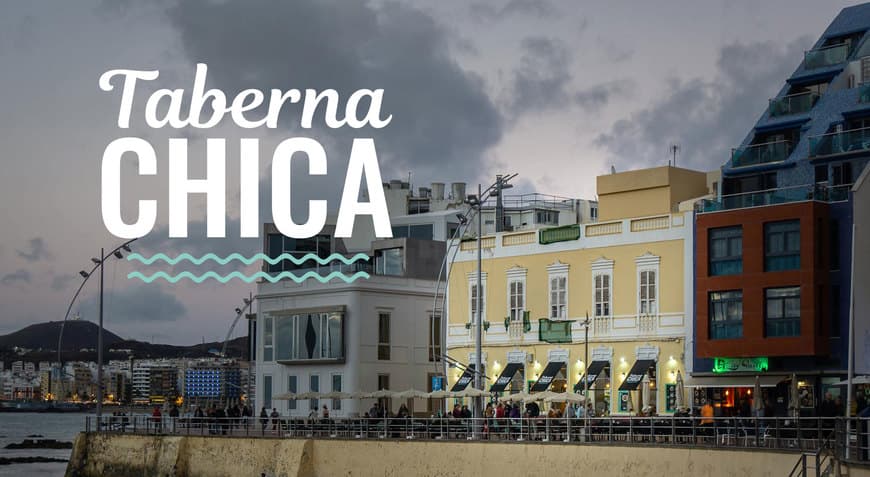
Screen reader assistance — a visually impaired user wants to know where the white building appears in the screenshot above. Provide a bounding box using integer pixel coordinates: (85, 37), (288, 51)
(256, 237), (445, 417)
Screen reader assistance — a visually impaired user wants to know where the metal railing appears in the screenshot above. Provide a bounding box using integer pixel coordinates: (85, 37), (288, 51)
(804, 43), (850, 69)
(731, 139), (793, 168)
(769, 92), (819, 117)
(84, 415), (861, 455)
(809, 126), (870, 158)
(699, 184), (852, 213)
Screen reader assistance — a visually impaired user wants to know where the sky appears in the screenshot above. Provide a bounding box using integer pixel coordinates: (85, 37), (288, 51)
(0, 0), (864, 345)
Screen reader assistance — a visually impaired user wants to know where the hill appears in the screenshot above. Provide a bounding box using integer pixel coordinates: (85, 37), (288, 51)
(0, 320), (123, 351)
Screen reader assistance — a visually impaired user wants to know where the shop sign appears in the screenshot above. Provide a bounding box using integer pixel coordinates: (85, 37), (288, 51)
(712, 357), (769, 373)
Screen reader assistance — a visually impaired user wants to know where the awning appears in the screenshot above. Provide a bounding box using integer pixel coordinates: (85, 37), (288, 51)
(450, 364), (475, 392)
(684, 375), (786, 388)
(490, 362), (523, 393)
(574, 360), (608, 392)
(618, 359), (656, 391)
(531, 361), (565, 392)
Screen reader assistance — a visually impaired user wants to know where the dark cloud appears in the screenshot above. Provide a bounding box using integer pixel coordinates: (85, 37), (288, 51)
(78, 283), (187, 323)
(595, 37), (813, 171)
(163, 0), (503, 184)
(16, 237), (51, 262)
(508, 36), (632, 115)
(51, 273), (76, 291)
(470, 0), (558, 22)
(1, 269), (32, 285)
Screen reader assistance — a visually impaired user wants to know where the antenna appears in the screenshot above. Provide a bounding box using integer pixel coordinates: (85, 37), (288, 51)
(669, 144), (680, 167)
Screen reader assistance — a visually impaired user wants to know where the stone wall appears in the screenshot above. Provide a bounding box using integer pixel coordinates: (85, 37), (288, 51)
(66, 433), (869, 477)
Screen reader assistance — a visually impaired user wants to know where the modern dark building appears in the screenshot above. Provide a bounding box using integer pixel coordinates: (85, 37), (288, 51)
(693, 3), (870, 415)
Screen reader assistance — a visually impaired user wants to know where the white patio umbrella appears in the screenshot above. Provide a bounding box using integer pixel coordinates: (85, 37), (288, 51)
(753, 376), (764, 415)
(544, 392), (585, 403)
(789, 374), (800, 418)
(532, 390), (559, 401)
(641, 376), (651, 414)
(395, 389), (429, 399)
(320, 391), (352, 400)
(273, 392), (298, 400)
(365, 389), (397, 399)
(502, 391), (532, 402)
(455, 387), (489, 398)
(675, 371), (685, 411)
(427, 390), (453, 399)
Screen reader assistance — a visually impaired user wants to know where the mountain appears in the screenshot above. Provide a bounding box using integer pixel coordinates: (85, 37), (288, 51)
(0, 321), (123, 351)
(0, 321), (248, 361)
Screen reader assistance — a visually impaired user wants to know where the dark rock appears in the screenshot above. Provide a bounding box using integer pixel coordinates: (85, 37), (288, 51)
(4, 439), (73, 449)
(0, 456), (68, 465)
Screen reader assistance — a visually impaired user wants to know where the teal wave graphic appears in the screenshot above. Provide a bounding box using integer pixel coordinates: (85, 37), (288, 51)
(127, 252), (370, 266)
(127, 270), (371, 284)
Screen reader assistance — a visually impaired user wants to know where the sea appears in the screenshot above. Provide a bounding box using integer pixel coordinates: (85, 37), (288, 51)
(0, 413), (87, 477)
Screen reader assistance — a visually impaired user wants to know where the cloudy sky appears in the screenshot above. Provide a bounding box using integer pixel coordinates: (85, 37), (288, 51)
(0, 0), (862, 344)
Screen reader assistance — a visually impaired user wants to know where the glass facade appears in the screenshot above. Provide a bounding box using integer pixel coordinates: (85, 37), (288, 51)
(709, 226), (742, 275)
(267, 234), (331, 273)
(271, 312), (343, 362)
(709, 290), (743, 339)
(764, 220), (801, 271)
(765, 287), (801, 337)
(374, 248), (403, 276)
(391, 224), (434, 240)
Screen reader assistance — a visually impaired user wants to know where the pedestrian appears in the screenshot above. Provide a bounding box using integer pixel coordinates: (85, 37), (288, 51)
(151, 406), (162, 433)
(322, 404), (330, 419)
(270, 407), (280, 432)
(260, 406), (268, 433)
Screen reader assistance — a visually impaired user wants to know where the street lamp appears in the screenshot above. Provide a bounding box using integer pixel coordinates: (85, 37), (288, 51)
(55, 238), (137, 421)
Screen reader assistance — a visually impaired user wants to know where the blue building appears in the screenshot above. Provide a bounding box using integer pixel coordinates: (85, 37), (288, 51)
(694, 3), (870, 415)
(184, 363), (243, 404)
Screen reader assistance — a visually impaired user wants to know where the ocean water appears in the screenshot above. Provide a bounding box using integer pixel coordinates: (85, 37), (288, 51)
(0, 413), (86, 477)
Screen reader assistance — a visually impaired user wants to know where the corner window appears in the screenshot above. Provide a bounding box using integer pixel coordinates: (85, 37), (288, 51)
(709, 226), (743, 275)
(375, 248), (404, 276)
(709, 290), (743, 339)
(765, 287), (801, 337)
(273, 312), (343, 362)
(765, 220), (800, 271)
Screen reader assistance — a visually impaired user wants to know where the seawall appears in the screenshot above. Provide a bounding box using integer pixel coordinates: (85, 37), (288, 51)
(65, 433), (870, 477)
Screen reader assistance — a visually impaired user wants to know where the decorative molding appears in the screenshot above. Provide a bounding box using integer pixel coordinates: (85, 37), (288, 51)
(591, 346), (613, 361)
(546, 260), (570, 274)
(506, 350), (527, 364)
(505, 266), (528, 279)
(635, 345), (659, 361)
(548, 348), (570, 363)
(590, 256), (614, 272)
(635, 252), (661, 268)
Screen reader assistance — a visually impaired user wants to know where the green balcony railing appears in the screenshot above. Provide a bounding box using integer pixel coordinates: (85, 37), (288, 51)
(539, 224), (581, 245)
(860, 83), (870, 103)
(538, 318), (573, 343)
(699, 184), (852, 213)
(503, 311), (531, 332)
(809, 126), (870, 158)
(731, 140), (793, 168)
(804, 43), (850, 69)
(768, 92), (818, 117)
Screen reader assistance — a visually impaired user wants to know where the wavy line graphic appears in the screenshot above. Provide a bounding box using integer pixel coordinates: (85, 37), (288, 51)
(126, 252), (370, 266)
(127, 270), (371, 284)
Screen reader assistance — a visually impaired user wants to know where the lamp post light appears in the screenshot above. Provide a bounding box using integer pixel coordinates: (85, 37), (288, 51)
(56, 238), (137, 421)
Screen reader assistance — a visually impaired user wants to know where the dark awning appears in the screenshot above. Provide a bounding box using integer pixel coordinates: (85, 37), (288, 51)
(618, 359), (656, 391)
(490, 362), (523, 393)
(574, 360), (608, 392)
(450, 364), (475, 392)
(530, 361), (565, 392)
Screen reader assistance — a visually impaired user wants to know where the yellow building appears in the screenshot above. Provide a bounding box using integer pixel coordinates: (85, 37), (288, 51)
(445, 166), (713, 415)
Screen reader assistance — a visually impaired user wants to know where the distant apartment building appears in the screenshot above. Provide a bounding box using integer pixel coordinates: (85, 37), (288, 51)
(693, 3), (870, 415)
(148, 366), (179, 404)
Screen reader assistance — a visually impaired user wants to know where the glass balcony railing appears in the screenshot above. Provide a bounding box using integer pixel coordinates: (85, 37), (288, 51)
(768, 92), (818, 117)
(808, 126), (870, 158)
(731, 140), (793, 168)
(804, 43), (850, 69)
(860, 83), (870, 104)
(699, 184), (852, 213)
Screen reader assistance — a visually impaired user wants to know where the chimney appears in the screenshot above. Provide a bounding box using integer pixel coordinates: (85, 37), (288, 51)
(451, 182), (467, 203)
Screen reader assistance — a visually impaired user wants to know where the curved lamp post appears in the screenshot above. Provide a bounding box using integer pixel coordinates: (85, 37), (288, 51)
(56, 238), (137, 419)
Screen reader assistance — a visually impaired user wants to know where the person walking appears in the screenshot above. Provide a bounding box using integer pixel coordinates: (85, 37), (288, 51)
(270, 407), (280, 432)
(151, 406), (162, 433)
(260, 406), (268, 433)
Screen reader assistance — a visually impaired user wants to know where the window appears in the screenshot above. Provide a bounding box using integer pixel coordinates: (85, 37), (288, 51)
(709, 291), (743, 339)
(833, 162), (854, 186)
(594, 273), (611, 317)
(815, 165), (828, 184)
(263, 375), (273, 409)
(509, 279), (525, 322)
(832, 285), (841, 338)
(391, 224), (434, 240)
(287, 376), (297, 410)
(375, 248), (403, 276)
(309, 375), (319, 411)
(470, 283), (485, 323)
(549, 275), (567, 319)
(273, 312), (343, 361)
(639, 270), (657, 315)
(263, 316), (274, 362)
(428, 313), (442, 362)
(331, 374), (342, 411)
(267, 234), (331, 273)
(709, 226), (743, 275)
(378, 312), (391, 360)
(535, 210), (558, 225)
(830, 220), (840, 270)
(765, 287), (801, 337)
(765, 220), (801, 271)
(590, 205), (598, 222)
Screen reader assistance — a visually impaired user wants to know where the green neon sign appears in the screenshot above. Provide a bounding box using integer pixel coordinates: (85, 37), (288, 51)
(712, 357), (769, 373)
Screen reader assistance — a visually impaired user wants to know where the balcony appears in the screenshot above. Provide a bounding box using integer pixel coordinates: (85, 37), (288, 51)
(809, 126), (870, 158)
(861, 83), (870, 104)
(731, 140), (793, 168)
(699, 184), (851, 212)
(538, 224), (581, 244)
(538, 318), (572, 343)
(804, 43), (850, 69)
(768, 92), (818, 117)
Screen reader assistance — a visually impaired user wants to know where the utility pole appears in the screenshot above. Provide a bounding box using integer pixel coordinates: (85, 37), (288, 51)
(583, 311), (590, 435)
(474, 183), (484, 431)
(96, 247), (105, 420)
